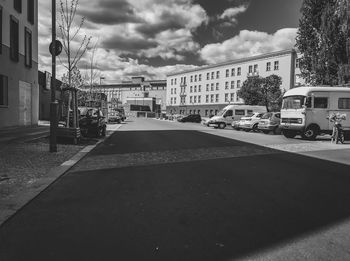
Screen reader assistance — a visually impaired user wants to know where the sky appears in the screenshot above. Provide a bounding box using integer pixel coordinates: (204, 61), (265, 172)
(38, 0), (303, 83)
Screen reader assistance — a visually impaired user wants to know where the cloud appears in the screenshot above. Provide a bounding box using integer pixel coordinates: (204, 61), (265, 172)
(200, 28), (298, 64)
(219, 5), (248, 24)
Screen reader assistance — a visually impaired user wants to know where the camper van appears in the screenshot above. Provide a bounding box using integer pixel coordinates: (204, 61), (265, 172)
(280, 86), (350, 140)
(207, 104), (266, 129)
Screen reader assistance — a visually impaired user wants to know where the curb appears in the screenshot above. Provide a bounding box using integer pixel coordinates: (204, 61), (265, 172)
(0, 125), (121, 227)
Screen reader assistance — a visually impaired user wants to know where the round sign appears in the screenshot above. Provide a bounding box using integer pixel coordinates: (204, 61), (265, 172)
(49, 40), (63, 56)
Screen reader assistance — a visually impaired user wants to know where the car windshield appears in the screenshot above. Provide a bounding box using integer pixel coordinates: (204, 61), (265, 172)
(282, 95), (305, 109)
(261, 112), (272, 119)
(217, 109), (225, 116)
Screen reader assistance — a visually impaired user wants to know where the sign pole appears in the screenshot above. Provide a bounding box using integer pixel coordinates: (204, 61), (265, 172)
(50, 0), (58, 152)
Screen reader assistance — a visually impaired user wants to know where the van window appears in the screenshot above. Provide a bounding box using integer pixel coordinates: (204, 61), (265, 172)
(305, 96), (312, 108)
(314, 97), (328, 108)
(338, 98), (350, 109)
(225, 110), (233, 116)
(235, 109), (245, 115)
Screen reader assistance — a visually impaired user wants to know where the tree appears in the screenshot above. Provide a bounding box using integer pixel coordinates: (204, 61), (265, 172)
(237, 75), (283, 112)
(296, 0), (349, 85)
(58, 0), (91, 127)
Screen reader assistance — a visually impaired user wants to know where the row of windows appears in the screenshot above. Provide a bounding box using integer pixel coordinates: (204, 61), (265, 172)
(170, 81), (242, 95)
(0, 6), (33, 66)
(306, 97), (350, 109)
(14, 0), (35, 25)
(169, 60), (281, 86)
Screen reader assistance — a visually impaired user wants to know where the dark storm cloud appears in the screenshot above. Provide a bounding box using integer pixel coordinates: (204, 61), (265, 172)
(78, 0), (142, 25)
(101, 36), (158, 52)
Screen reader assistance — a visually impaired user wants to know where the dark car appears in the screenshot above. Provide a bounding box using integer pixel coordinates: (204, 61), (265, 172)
(79, 108), (107, 137)
(178, 114), (202, 123)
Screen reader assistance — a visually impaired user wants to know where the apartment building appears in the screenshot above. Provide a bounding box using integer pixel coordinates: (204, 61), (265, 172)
(92, 77), (167, 112)
(0, 0), (38, 128)
(166, 49), (303, 116)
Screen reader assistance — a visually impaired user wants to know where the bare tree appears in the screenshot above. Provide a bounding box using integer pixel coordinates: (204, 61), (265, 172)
(84, 39), (101, 97)
(58, 0), (91, 128)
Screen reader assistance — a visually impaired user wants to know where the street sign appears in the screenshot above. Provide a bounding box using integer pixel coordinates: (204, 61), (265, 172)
(49, 40), (63, 56)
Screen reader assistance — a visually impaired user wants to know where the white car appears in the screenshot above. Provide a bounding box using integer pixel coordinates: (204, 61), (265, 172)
(240, 112), (265, 132)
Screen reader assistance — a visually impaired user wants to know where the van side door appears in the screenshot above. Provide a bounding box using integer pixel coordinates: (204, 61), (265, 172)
(329, 93), (350, 130)
(224, 110), (233, 124)
(309, 92), (329, 131)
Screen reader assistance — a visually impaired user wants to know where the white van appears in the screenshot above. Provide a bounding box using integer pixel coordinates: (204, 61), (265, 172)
(280, 86), (350, 139)
(207, 104), (266, 129)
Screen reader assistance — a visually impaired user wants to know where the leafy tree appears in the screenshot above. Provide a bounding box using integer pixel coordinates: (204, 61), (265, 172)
(296, 0), (349, 85)
(237, 75), (283, 112)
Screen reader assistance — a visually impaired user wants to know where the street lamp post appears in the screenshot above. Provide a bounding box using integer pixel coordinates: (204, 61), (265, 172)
(49, 0), (58, 152)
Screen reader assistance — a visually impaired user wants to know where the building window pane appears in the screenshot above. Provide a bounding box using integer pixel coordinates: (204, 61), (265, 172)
(10, 16), (19, 62)
(14, 0), (22, 13)
(274, 61), (279, 70)
(27, 0), (34, 24)
(231, 68), (235, 76)
(25, 28), (32, 67)
(266, 62), (271, 71)
(0, 74), (8, 106)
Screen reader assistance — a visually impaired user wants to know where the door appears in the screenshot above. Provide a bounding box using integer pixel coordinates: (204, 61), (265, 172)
(328, 93), (350, 131)
(224, 110), (234, 124)
(19, 81), (32, 126)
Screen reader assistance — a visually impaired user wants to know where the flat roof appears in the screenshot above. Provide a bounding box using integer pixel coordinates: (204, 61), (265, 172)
(284, 86), (350, 97)
(167, 49), (296, 77)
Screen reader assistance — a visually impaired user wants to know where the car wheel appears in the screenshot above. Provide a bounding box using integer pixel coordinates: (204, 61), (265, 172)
(282, 129), (297, 138)
(218, 122), (226, 129)
(252, 123), (259, 132)
(301, 125), (318, 140)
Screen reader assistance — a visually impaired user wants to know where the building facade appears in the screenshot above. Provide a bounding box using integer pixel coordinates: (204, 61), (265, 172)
(91, 77), (167, 113)
(0, 0), (38, 128)
(166, 49), (303, 117)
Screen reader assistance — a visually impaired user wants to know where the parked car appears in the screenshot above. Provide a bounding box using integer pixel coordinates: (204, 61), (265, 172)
(240, 112), (265, 132)
(108, 111), (122, 124)
(178, 114), (202, 123)
(79, 108), (107, 137)
(258, 112), (281, 134)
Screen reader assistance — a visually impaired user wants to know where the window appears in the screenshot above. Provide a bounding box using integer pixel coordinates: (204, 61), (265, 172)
(170, 98), (173, 104)
(226, 69), (229, 77)
(10, 16), (19, 62)
(215, 94), (219, 102)
(14, 0), (22, 13)
(248, 65), (253, 73)
(194, 86), (197, 92)
(266, 62), (271, 71)
(206, 84), (209, 91)
(230, 93), (234, 102)
(0, 6), (2, 54)
(231, 68), (235, 76)
(171, 88), (173, 95)
(237, 67), (241, 76)
(194, 75), (197, 82)
(210, 109), (213, 116)
(274, 61), (279, 70)
(211, 72), (214, 79)
(205, 110), (208, 116)
(216, 71), (220, 79)
(190, 75), (193, 82)
(254, 64), (258, 72)
(27, 0), (35, 24)
(231, 81), (234, 89)
(194, 96), (197, 103)
(171, 79), (173, 85)
(25, 28), (32, 67)
(216, 82), (219, 90)
(237, 80), (241, 88)
(174, 78), (177, 84)
(174, 88), (176, 94)
(225, 110), (233, 117)
(210, 94), (214, 103)
(207, 73), (210, 80)
(210, 83), (214, 91)
(199, 74), (201, 81)
(0, 74), (8, 106)
(225, 81), (229, 89)
(338, 98), (350, 109)
(235, 109), (245, 115)
(225, 93), (229, 102)
(174, 97), (176, 104)
(198, 96), (201, 103)
(190, 96), (192, 103)
(206, 95), (209, 103)
(190, 86), (193, 93)
(314, 97), (328, 108)
(198, 85), (201, 92)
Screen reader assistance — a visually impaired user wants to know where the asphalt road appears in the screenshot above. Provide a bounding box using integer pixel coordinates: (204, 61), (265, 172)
(1, 118), (350, 261)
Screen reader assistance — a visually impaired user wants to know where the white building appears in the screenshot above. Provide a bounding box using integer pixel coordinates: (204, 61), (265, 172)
(166, 49), (303, 116)
(0, 0), (38, 128)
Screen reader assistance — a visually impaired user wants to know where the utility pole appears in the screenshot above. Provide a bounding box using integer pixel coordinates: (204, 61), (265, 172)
(50, 0), (58, 152)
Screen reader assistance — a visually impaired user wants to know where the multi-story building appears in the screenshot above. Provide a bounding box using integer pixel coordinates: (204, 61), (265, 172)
(166, 49), (303, 117)
(0, 0), (38, 128)
(91, 77), (167, 113)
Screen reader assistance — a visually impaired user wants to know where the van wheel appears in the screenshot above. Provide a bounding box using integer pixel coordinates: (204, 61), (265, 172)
(301, 125), (318, 140)
(283, 130), (297, 138)
(218, 122), (226, 129)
